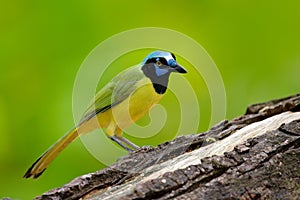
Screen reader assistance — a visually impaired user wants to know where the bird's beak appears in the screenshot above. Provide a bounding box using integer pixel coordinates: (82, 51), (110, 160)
(173, 63), (187, 73)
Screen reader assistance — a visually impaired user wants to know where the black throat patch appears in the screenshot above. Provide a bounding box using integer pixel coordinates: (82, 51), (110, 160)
(141, 63), (170, 94)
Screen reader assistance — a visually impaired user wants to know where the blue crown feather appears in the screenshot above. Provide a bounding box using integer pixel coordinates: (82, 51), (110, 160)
(142, 50), (175, 66)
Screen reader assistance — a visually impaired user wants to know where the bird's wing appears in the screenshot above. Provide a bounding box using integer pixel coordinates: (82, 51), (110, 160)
(79, 66), (145, 124)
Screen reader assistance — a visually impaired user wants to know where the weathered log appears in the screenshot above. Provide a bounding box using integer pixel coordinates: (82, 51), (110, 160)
(36, 94), (300, 200)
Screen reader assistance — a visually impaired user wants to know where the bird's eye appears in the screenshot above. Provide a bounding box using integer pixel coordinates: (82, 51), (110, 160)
(156, 60), (162, 66)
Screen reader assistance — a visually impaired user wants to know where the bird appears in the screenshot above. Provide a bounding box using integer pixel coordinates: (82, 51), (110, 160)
(23, 50), (187, 179)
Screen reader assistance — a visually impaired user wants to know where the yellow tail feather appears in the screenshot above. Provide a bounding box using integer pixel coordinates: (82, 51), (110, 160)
(23, 128), (79, 179)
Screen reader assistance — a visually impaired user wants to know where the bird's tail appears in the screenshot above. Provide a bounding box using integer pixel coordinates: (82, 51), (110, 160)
(23, 128), (79, 179)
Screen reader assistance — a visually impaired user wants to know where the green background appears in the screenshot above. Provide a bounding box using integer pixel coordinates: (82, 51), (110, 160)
(1, 1), (300, 199)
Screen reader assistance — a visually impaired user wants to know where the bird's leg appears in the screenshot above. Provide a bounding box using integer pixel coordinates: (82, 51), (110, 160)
(110, 135), (133, 152)
(118, 136), (140, 150)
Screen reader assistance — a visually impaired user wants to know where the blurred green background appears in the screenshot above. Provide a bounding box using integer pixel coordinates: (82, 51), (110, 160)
(1, 0), (300, 199)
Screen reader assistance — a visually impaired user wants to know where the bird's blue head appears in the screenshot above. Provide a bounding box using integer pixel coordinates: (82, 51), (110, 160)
(141, 50), (187, 94)
(142, 50), (187, 77)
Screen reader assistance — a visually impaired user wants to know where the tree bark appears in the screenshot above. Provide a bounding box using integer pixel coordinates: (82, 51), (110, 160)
(36, 94), (300, 200)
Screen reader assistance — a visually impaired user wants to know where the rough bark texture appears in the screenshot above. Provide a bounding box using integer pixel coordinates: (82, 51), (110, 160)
(36, 94), (300, 200)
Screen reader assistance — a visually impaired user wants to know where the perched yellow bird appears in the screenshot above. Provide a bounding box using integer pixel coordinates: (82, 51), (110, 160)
(24, 50), (187, 179)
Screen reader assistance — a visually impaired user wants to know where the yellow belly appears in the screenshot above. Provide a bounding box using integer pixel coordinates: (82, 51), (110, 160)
(78, 78), (163, 137)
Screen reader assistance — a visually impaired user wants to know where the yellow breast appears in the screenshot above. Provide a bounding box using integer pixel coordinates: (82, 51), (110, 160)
(78, 78), (164, 137)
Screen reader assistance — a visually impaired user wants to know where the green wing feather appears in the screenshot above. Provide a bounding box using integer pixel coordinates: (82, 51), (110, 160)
(79, 66), (145, 124)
